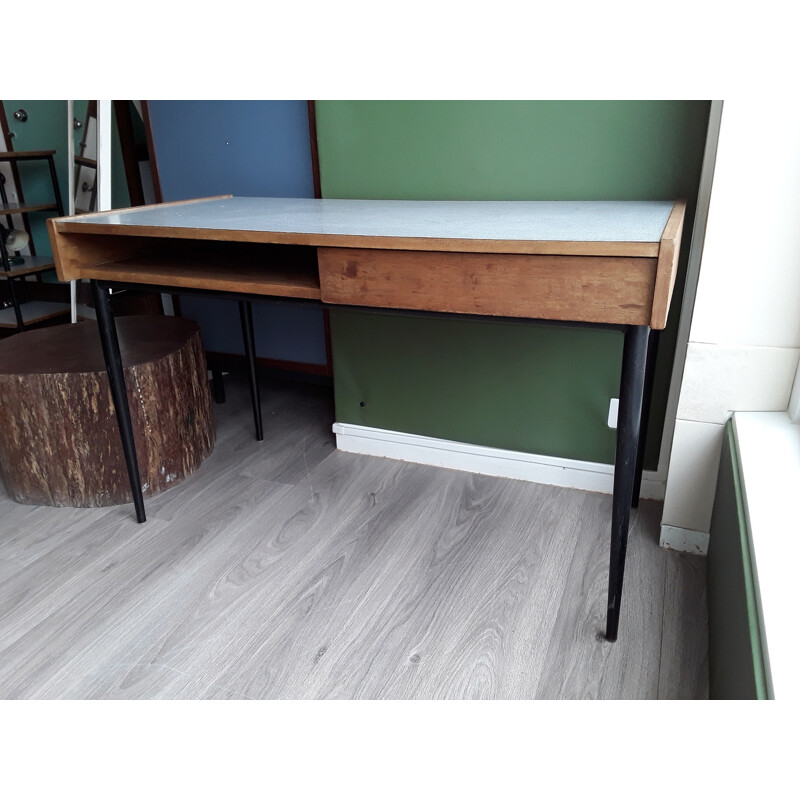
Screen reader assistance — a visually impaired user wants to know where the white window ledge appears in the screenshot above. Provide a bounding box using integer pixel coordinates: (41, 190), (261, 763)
(731, 410), (800, 702)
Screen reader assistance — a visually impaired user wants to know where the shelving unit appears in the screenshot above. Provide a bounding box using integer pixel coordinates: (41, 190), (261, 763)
(0, 150), (70, 331)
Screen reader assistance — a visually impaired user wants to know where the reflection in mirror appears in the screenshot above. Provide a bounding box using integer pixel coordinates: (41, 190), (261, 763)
(68, 101), (156, 215)
(72, 101), (97, 213)
(0, 100), (74, 331)
(64, 101), (163, 320)
(0, 100), (160, 328)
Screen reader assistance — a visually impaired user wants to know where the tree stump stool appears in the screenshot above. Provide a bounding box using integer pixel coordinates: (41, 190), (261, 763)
(0, 316), (215, 507)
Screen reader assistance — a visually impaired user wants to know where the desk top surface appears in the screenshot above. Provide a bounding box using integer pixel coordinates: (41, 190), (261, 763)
(64, 197), (675, 245)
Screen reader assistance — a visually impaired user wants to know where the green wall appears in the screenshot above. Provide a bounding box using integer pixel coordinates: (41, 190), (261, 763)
(315, 100), (710, 466)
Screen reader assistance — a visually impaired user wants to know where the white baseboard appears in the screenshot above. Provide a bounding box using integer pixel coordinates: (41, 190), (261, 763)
(659, 524), (709, 555)
(333, 422), (665, 500)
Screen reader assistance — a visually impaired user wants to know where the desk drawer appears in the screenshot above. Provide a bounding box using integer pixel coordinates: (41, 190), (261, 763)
(318, 247), (657, 325)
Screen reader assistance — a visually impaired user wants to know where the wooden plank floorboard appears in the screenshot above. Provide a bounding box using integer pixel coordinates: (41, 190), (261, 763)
(349, 480), (596, 700)
(0, 558), (18, 584)
(210, 375), (336, 487)
(0, 373), (709, 700)
(0, 503), (111, 568)
(0, 505), (161, 632)
(534, 500), (666, 699)
(31, 455), (416, 699)
(658, 551), (709, 699)
(0, 514), (173, 698)
(150, 455), (446, 700)
(266, 468), (564, 700)
(0, 472), (293, 699)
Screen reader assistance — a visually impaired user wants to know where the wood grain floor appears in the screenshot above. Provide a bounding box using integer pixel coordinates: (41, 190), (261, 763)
(0, 372), (708, 700)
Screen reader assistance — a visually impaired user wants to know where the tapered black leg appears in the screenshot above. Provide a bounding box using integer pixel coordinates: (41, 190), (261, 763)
(605, 324), (649, 642)
(631, 329), (660, 508)
(211, 368), (226, 404)
(239, 301), (263, 441)
(92, 281), (146, 523)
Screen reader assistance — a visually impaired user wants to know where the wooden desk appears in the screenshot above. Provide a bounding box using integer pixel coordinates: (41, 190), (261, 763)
(48, 196), (685, 641)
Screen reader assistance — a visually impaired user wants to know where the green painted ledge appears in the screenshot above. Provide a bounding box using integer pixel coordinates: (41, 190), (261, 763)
(707, 421), (772, 700)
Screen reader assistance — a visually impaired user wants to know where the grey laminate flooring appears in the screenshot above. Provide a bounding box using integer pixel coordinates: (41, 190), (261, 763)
(0, 373), (708, 700)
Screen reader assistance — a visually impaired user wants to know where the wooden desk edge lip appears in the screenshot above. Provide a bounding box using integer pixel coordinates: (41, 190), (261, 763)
(49, 221), (663, 256)
(650, 199), (686, 329)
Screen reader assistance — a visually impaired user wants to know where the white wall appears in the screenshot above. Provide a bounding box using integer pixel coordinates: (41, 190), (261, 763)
(661, 99), (800, 549)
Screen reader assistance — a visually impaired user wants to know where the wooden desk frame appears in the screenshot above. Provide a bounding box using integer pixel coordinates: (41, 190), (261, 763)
(48, 196), (686, 642)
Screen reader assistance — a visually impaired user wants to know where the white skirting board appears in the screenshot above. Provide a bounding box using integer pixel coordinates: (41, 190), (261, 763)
(332, 422), (666, 501)
(659, 524), (710, 556)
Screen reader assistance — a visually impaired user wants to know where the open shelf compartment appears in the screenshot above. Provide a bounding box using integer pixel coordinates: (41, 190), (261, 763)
(49, 232), (322, 300)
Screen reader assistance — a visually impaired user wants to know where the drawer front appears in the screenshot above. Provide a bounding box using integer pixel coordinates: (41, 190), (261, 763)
(318, 247), (656, 325)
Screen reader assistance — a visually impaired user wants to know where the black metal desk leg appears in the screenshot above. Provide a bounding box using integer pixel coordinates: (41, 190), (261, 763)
(91, 281), (147, 523)
(239, 301), (263, 441)
(210, 368), (226, 404)
(605, 324), (649, 641)
(631, 329), (660, 508)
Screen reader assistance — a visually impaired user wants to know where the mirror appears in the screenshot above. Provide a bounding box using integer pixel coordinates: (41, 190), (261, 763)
(71, 101), (97, 213)
(69, 101), (156, 214)
(0, 100), (159, 330)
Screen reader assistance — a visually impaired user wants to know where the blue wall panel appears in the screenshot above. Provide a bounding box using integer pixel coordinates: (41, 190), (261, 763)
(148, 101), (315, 200)
(147, 100), (325, 365)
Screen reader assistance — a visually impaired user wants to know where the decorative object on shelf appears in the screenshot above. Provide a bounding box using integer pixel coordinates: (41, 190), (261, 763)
(0, 224), (29, 265)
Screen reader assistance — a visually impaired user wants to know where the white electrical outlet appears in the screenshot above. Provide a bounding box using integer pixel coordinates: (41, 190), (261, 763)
(607, 398), (619, 428)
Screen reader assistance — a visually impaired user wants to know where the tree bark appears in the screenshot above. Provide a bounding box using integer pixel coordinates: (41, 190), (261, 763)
(0, 316), (214, 507)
